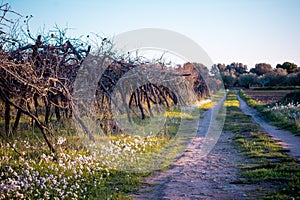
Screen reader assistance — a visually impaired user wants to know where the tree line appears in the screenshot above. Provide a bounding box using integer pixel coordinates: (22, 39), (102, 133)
(212, 62), (300, 89)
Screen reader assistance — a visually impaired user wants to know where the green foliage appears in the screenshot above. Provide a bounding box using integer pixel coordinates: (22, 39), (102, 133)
(238, 73), (258, 88)
(221, 71), (237, 88)
(276, 62), (298, 74)
(252, 63), (273, 76)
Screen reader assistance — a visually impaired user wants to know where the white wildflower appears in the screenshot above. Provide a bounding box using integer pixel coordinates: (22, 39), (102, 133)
(57, 137), (66, 145)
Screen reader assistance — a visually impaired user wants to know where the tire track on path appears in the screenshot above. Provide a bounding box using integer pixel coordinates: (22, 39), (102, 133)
(133, 94), (257, 200)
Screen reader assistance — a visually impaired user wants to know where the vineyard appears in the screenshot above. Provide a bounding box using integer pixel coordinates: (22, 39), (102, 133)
(242, 90), (292, 104)
(1, 2), (300, 199)
(0, 4), (224, 199)
(0, 3), (223, 151)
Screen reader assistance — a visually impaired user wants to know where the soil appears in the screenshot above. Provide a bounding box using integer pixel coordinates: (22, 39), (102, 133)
(132, 133), (261, 200)
(242, 90), (291, 104)
(132, 95), (261, 200)
(132, 93), (300, 200)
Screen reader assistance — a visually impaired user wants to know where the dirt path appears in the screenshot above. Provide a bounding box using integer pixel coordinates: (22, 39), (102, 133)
(133, 96), (257, 200)
(237, 94), (300, 161)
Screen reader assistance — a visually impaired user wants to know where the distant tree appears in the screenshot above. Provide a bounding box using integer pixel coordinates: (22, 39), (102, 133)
(229, 62), (247, 75)
(252, 63), (273, 76)
(238, 73), (258, 88)
(274, 67), (288, 76)
(212, 63), (247, 75)
(258, 75), (270, 87)
(294, 72), (300, 85)
(257, 68), (288, 86)
(217, 63), (226, 71)
(285, 72), (300, 86)
(221, 71), (237, 89)
(249, 68), (256, 74)
(276, 62), (298, 74)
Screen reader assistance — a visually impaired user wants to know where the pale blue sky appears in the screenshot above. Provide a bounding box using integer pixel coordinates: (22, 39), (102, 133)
(9, 0), (300, 68)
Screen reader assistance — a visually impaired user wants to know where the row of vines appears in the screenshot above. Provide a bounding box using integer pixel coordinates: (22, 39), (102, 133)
(0, 3), (223, 153)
